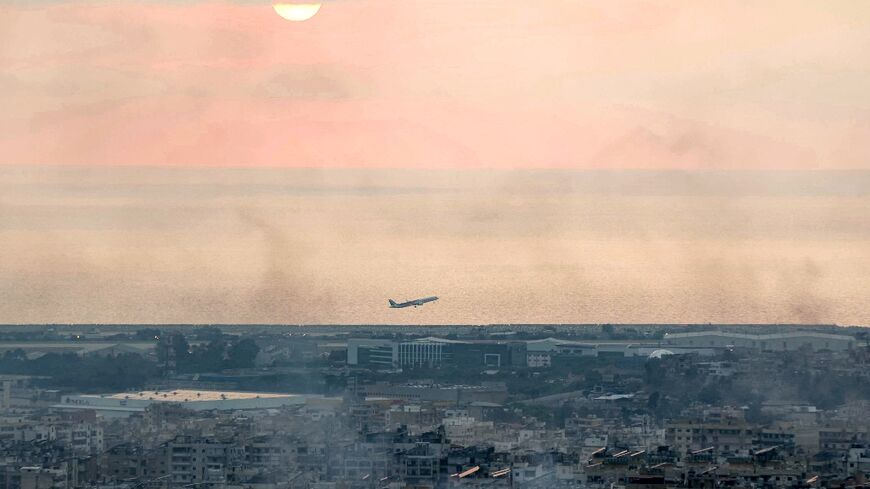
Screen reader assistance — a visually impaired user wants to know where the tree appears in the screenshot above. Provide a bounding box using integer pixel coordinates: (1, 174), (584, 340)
(134, 328), (162, 340)
(327, 349), (347, 364)
(1, 352), (159, 391)
(585, 370), (603, 386)
(698, 383), (722, 404)
(194, 327), (224, 341)
(157, 333), (189, 364)
(195, 340), (228, 371)
(2, 348), (26, 362)
(227, 339), (260, 369)
(647, 391), (661, 410)
(644, 360), (665, 387)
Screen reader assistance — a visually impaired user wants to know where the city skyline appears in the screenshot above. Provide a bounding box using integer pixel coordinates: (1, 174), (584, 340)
(1, 3), (869, 487)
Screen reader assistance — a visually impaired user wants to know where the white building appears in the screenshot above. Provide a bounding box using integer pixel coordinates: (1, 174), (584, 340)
(846, 446), (870, 474)
(526, 337), (713, 358)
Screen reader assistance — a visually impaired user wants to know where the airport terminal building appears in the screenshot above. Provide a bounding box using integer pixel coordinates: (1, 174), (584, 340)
(348, 331), (857, 370)
(662, 331), (856, 351)
(348, 337), (526, 369)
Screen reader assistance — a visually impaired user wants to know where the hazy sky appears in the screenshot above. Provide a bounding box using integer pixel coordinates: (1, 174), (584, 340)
(1, 2), (869, 325)
(2, 0), (870, 169)
(1, 166), (868, 325)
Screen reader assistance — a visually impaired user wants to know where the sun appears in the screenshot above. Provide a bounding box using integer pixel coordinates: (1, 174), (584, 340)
(273, 3), (322, 22)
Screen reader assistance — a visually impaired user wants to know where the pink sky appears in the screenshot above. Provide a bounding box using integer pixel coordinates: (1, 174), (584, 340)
(2, 3), (870, 325)
(2, 0), (870, 169)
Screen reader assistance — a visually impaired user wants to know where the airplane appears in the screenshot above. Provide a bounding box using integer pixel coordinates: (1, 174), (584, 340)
(388, 296), (438, 308)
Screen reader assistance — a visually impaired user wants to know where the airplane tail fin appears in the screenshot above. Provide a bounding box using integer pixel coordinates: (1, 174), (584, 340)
(389, 299), (397, 307)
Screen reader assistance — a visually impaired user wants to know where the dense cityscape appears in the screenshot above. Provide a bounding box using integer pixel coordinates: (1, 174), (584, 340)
(4, 2), (870, 489)
(0, 324), (868, 489)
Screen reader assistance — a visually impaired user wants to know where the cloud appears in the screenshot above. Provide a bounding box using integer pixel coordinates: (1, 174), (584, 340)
(258, 66), (370, 100)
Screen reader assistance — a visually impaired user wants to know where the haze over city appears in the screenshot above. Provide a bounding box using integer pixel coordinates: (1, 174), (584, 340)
(3, 3), (870, 489)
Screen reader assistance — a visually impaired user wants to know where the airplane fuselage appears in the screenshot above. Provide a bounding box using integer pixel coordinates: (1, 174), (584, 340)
(389, 296), (438, 308)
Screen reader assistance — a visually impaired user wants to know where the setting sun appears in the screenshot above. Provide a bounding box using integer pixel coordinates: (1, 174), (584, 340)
(273, 3), (322, 22)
